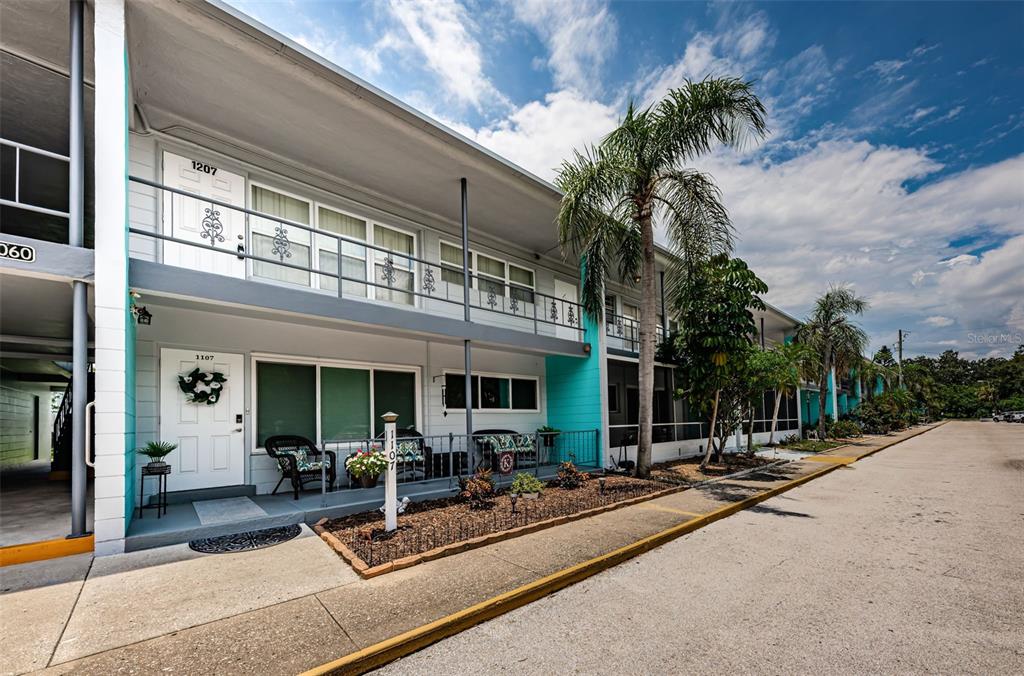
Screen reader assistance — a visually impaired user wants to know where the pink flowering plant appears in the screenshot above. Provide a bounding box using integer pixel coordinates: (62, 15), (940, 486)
(344, 446), (387, 478)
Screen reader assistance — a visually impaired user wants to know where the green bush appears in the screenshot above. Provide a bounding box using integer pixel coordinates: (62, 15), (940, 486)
(510, 472), (544, 495)
(828, 419), (863, 439)
(458, 468), (495, 508)
(856, 390), (916, 434)
(553, 461), (589, 489)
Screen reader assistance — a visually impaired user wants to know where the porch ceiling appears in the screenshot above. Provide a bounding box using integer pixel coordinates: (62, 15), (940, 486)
(0, 273), (95, 356)
(124, 0), (564, 257)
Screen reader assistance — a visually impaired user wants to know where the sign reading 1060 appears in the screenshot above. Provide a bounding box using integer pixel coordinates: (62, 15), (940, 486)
(0, 242), (36, 263)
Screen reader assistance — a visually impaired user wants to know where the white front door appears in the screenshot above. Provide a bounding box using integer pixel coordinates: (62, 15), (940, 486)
(160, 348), (245, 491)
(554, 278), (580, 341)
(162, 151), (246, 278)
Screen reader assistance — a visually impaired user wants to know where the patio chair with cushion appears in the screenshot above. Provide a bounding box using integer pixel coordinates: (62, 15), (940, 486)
(365, 428), (434, 483)
(473, 429), (537, 472)
(264, 435), (337, 500)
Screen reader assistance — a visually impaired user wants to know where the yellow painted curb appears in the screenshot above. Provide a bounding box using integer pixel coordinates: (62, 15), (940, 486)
(803, 455), (858, 464)
(0, 534), (94, 567)
(300, 422), (945, 676)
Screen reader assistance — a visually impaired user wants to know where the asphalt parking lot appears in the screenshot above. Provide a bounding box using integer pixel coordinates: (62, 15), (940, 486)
(381, 421), (1024, 675)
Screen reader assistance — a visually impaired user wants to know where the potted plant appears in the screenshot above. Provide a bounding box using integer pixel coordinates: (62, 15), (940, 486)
(537, 425), (560, 448)
(136, 441), (177, 470)
(509, 472), (544, 500)
(345, 447), (388, 488)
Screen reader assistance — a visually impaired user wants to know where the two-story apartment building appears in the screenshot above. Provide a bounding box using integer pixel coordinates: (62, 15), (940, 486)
(2, 0), (825, 562)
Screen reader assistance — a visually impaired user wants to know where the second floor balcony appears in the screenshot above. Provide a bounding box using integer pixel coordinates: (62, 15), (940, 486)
(127, 176), (586, 347)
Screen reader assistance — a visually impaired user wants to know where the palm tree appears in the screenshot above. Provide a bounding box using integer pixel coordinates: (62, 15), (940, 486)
(797, 286), (869, 440)
(765, 341), (809, 445)
(557, 78), (767, 478)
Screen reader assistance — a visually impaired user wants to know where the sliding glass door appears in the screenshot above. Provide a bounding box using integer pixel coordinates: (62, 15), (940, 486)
(255, 358), (418, 447)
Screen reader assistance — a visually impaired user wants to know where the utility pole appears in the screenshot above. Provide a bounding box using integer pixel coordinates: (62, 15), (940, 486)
(897, 329), (908, 389)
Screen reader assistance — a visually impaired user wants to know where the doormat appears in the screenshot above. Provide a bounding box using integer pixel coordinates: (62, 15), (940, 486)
(189, 524), (302, 554)
(192, 497), (268, 525)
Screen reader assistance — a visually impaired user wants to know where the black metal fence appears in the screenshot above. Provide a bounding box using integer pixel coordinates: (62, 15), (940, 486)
(341, 478), (661, 567)
(605, 312), (666, 352)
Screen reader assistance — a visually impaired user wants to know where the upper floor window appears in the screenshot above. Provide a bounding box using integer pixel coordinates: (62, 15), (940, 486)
(439, 240), (535, 306)
(251, 185), (311, 287)
(373, 224), (415, 306)
(316, 206), (367, 296)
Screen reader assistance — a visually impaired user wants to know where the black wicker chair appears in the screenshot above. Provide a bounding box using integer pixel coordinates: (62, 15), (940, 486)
(264, 435), (337, 500)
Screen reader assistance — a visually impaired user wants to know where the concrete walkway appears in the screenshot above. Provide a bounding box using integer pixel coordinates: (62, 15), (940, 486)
(0, 424), (942, 675)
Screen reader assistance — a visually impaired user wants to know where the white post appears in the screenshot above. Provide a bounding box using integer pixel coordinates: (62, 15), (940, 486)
(382, 412), (398, 532)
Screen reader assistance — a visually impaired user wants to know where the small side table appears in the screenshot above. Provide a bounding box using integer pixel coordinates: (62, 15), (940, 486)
(140, 463), (171, 518)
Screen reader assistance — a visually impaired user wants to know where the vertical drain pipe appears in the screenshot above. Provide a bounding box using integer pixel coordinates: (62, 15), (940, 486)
(460, 178), (474, 470)
(69, 0), (89, 538)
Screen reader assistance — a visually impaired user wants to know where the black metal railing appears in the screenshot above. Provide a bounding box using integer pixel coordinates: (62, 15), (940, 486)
(127, 176), (585, 341)
(605, 312), (666, 352)
(320, 429), (600, 493)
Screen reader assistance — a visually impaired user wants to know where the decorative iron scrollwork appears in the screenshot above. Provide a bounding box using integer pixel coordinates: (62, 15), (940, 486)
(201, 207), (225, 244)
(381, 256), (397, 285)
(487, 289), (498, 309)
(549, 300), (559, 323)
(271, 225), (291, 261)
(422, 267), (436, 294)
(616, 317), (624, 336)
(509, 295), (519, 313)
(567, 305), (577, 327)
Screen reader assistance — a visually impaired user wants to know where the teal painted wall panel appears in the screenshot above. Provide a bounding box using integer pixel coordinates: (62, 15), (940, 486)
(545, 312), (602, 466)
(801, 390), (820, 426)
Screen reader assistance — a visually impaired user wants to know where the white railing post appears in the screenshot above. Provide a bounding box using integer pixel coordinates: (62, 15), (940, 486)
(382, 412), (398, 532)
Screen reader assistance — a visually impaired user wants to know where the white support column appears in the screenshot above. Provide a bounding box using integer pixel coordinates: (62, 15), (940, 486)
(92, 0), (130, 556)
(795, 386), (803, 438)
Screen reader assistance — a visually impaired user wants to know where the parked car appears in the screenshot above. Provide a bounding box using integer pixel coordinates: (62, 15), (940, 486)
(1009, 411), (1024, 423)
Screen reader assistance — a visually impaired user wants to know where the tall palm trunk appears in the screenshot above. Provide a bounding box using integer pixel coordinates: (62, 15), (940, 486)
(768, 390), (783, 445)
(701, 389), (720, 468)
(635, 209), (657, 478)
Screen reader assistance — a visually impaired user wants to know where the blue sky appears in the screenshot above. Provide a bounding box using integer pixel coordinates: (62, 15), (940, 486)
(229, 0), (1024, 358)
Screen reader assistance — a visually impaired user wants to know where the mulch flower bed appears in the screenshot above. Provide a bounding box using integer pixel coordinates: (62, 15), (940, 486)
(316, 474), (675, 576)
(651, 453), (778, 485)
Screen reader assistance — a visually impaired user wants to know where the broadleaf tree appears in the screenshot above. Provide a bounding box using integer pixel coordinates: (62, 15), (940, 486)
(556, 78), (767, 478)
(674, 255), (767, 467)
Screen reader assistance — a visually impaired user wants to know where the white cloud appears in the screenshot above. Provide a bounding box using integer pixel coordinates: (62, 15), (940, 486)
(447, 89), (621, 180)
(940, 253), (978, 268)
(511, 0), (618, 93)
(384, 0), (507, 111)
(867, 58), (909, 83)
(923, 316), (955, 327)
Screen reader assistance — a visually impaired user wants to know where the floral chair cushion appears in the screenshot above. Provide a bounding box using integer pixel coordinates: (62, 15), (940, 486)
(275, 449), (332, 473)
(396, 440), (425, 463)
(515, 434), (535, 453)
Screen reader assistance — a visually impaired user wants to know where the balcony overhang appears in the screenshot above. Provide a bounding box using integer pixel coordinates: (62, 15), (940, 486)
(128, 260), (587, 358)
(123, 0), (566, 260)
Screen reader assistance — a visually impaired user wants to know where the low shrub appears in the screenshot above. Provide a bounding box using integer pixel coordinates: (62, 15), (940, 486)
(458, 468), (495, 508)
(828, 419), (863, 439)
(856, 390), (916, 434)
(510, 472), (544, 495)
(779, 433), (802, 446)
(553, 461), (589, 489)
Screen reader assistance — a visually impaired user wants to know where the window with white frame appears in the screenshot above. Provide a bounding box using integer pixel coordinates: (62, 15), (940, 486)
(439, 241), (535, 307)
(251, 185), (312, 287)
(439, 241), (471, 286)
(373, 224), (416, 306)
(315, 205), (367, 297)
(443, 372), (539, 411)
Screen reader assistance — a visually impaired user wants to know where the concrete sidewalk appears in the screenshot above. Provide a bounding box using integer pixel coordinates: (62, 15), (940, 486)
(0, 424), (941, 675)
